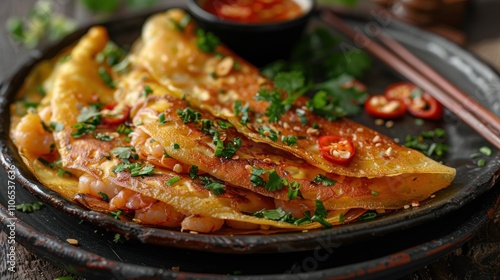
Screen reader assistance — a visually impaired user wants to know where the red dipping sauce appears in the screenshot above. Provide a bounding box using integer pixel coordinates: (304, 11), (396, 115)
(201, 0), (304, 24)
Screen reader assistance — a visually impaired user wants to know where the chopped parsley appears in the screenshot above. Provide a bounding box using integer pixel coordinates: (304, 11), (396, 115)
(173, 143), (180, 149)
(116, 123), (133, 135)
(313, 174), (336, 186)
(77, 104), (102, 124)
(111, 147), (137, 162)
(251, 200), (331, 228)
(196, 29), (220, 54)
(158, 112), (170, 124)
(113, 233), (124, 244)
(339, 213), (345, 223)
(258, 126), (279, 141)
(254, 71), (307, 123)
(281, 135), (298, 146)
(110, 210), (123, 219)
(142, 85), (153, 97)
(310, 200), (332, 228)
(404, 128), (449, 159)
(98, 66), (115, 89)
(199, 176), (226, 195)
(16, 201), (43, 213)
(94, 132), (114, 142)
(287, 181), (302, 200)
(250, 167), (284, 191)
(115, 163), (155, 177)
(371, 190), (379, 196)
(359, 211), (377, 222)
(72, 104), (103, 138)
(41, 121), (63, 132)
(71, 123), (96, 138)
(217, 137), (242, 159)
(233, 101), (251, 125)
(480, 146), (492, 156)
(177, 107), (201, 124)
(98, 192), (109, 202)
(217, 120), (233, 129)
(189, 165), (199, 179)
(96, 42), (125, 67)
(171, 13), (191, 32)
(38, 157), (72, 177)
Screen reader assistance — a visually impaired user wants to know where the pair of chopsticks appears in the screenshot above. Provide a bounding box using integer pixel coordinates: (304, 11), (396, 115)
(321, 8), (500, 150)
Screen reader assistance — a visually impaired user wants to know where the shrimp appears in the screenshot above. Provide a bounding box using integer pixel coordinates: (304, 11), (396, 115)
(274, 199), (312, 218)
(132, 126), (190, 171)
(78, 173), (123, 200)
(134, 201), (185, 228)
(181, 215), (224, 233)
(109, 188), (156, 210)
(12, 112), (54, 155)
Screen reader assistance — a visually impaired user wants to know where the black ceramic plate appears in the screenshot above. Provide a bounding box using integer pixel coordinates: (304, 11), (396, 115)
(1, 162), (499, 279)
(1, 3), (500, 256)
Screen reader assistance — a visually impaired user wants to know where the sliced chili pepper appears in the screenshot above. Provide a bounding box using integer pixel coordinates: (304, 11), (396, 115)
(318, 136), (355, 164)
(101, 103), (130, 125)
(407, 92), (443, 120)
(384, 82), (416, 103)
(364, 95), (407, 119)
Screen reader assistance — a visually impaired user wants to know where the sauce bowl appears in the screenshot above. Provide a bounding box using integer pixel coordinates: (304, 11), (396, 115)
(187, 0), (316, 67)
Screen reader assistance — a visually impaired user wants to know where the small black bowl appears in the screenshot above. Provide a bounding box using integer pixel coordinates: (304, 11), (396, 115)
(187, 0), (316, 67)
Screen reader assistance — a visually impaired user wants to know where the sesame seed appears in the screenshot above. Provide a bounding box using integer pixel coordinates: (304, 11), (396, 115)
(293, 126), (301, 131)
(375, 119), (384, 126)
(372, 135), (381, 143)
(385, 120), (394, 128)
(411, 201), (420, 207)
(356, 127), (364, 132)
(404, 205), (410, 209)
(375, 143), (382, 147)
(385, 147), (393, 157)
(66, 239), (79, 245)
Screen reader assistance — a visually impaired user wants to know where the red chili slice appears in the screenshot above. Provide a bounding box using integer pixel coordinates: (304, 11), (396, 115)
(318, 136), (355, 164)
(101, 103), (130, 125)
(384, 82), (415, 103)
(407, 92), (443, 120)
(364, 95), (407, 119)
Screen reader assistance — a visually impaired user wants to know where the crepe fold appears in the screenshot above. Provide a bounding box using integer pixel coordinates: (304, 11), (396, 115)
(10, 9), (456, 233)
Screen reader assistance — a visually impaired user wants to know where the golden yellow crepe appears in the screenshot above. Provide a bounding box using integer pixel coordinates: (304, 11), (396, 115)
(9, 9), (455, 234)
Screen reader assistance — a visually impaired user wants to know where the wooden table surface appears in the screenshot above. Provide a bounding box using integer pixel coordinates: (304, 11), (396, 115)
(1, 1), (500, 279)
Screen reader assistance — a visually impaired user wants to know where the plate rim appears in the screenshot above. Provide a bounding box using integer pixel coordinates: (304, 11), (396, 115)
(1, 5), (500, 254)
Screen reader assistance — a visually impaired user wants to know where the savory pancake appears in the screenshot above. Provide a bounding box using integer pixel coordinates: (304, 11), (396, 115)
(9, 9), (456, 234)
(129, 9), (456, 179)
(10, 26), (360, 232)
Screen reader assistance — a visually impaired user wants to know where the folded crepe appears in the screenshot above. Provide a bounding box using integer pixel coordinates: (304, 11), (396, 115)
(10, 9), (456, 233)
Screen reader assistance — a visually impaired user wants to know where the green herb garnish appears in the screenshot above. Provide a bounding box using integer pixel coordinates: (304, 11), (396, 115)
(16, 201), (43, 213)
(313, 174), (336, 186)
(166, 176), (181, 186)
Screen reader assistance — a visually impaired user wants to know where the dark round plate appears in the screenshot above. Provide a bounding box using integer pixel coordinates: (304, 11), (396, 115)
(1, 3), (500, 256)
(1, 164), (499, 279)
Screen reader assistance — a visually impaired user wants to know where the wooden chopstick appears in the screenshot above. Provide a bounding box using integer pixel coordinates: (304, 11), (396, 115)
(320, 8), (500, 150)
